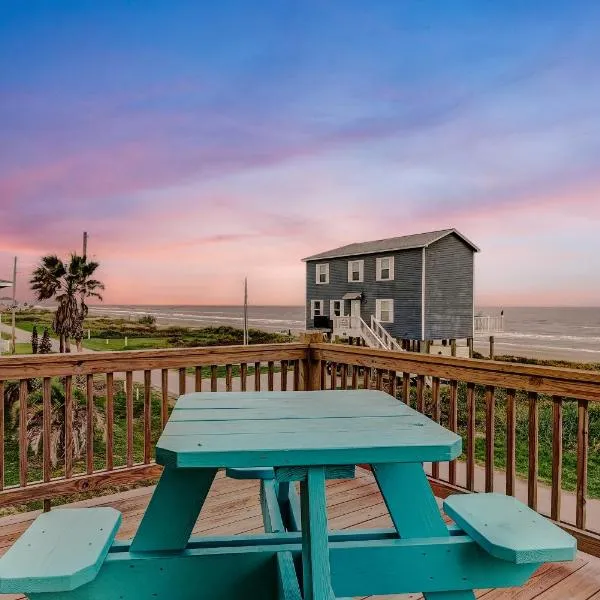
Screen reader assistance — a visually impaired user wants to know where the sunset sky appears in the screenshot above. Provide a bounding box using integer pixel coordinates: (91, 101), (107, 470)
(1, 2), (599, 306)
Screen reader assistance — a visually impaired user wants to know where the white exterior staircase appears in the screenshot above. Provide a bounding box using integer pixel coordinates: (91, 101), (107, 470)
(332, 315), (402, 351)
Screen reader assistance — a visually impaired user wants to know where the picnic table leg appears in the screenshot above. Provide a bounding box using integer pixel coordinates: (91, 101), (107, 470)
(300, 466), (335, 600)
(372, 462), (475, 600)
(130, 466), (217, 552)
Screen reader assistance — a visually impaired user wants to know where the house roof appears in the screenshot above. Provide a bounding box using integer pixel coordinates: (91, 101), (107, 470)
(0, 280), (13, 289)
(302, 228), (480, 261)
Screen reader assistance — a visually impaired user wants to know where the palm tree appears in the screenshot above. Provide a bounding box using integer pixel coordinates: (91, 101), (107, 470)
(30, 254), (104, 352)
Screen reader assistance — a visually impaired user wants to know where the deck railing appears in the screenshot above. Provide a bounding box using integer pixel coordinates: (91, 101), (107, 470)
(0, 344), (307, 509)
(310, 343), (600, 556)
(1, 341), (600, 557)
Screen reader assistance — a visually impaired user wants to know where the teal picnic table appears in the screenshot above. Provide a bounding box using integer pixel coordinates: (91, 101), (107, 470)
(0, 390), (575, 600)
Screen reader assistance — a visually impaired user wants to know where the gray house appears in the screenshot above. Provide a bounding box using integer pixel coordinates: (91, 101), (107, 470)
(302, 229), (479, 349)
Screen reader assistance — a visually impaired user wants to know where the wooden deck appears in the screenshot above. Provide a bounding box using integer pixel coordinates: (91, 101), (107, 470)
(0, 468), (598, 600)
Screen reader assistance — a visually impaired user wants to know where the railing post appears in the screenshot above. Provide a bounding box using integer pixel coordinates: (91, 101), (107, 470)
(489, 335), (495, 360)
(300, 333), (324, 391)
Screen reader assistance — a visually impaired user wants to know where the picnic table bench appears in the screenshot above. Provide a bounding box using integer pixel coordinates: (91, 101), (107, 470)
(0, 390), (575, 599)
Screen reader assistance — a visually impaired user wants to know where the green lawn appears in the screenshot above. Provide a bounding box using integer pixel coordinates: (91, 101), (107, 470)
(82, 337), (170, 351)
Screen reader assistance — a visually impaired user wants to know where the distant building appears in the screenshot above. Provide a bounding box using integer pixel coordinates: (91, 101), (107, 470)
(302, 228), (479, 350)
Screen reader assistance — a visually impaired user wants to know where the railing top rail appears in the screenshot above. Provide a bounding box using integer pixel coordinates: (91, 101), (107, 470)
(310, 342), (600, 401)
(0, 343), (309, 380)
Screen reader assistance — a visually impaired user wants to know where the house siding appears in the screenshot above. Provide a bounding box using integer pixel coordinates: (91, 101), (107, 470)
(305, 249), (423, 339)
(424, 233), (474, 340)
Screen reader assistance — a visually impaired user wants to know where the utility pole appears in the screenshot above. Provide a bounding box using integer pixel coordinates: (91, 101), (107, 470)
(243, 278), (248, 345)
(83, 231), (88, 258)
(11, 256), (17, 354)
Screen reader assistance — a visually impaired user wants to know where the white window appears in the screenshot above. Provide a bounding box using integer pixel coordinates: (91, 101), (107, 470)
(376, 299), (394, 323)
(347, 259), (364, 282)
(330, 300), (344, 317)
(311, 300), (324, 319)
(315, 263), (329, 284)
(376, 256), (394, 281)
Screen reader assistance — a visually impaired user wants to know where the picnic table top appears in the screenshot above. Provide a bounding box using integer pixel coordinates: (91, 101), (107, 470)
(155, 390), (462, 468)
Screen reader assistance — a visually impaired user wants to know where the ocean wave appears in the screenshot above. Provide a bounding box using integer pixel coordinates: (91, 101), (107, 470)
(491, 341), (600, 354)
(476, 331), (600, 343)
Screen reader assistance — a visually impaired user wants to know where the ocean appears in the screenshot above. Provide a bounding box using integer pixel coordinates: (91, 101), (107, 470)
(87, 305), (600, 363)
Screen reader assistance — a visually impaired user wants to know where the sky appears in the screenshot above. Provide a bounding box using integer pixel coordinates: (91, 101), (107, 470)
(1, 1), (600, 306)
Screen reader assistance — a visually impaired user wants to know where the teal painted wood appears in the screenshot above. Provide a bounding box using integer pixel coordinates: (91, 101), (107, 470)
(113, 529), (400, 553)
(26, 535), (538, 600)
(373, 462), (475, 599)
(226, 466), (275, 480)
(373, 462), (447, 537)
(277, 552), (303, 600)
(173, 390), (402, 410)
(300, 466), (335, 600)
(275, 465), (355, 482)
(0, 507), (121, 594)
(443, 493), (577, 564)
(287, 482), (302, 533)
(157, 390), (461, 468)
(130, 467), (217, 553)
(261, 480), (303, 600)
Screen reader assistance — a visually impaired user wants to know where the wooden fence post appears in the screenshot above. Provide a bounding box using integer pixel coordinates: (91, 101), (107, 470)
(467, 337), (473, 358)
(450, 339), (456, 357)
(300, 333), (325, 391)
(489, 335), (495, 360)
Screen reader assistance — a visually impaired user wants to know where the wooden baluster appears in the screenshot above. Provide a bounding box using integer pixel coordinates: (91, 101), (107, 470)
(195, 366), (202, 392)
(551, 395), (563, 521)
(402, 372), (410, 405)
(293, 360), (300, 391)
(19, 379), (27, 486)
(376, 369), (383, 391)
(226, 364), (233, 392)
(528, 391), (538, 510)
(143, 370), (152, 464)
(340, 364), (348, 390)
(64, 375), (73, 478)
(268, 361), (275, 391)
(0, 381), (4, 490)
(466, 382), (476, 491)
(448, 380), (458, 485)
(389, 370), (397, 398)
(320, 361), (327, 390)
(577, 399), (589, 530)
(485, 385), (495, 492)
(351, 365), (358, 389)
(161, 369), (169, 428)
(87, 374), (94, 474)
(363, 367), (370, 390)
(211, 365), (218, 392)
(106, 373), (114, 471)
(281, 360), (288, 391)
(330, 362), (337, 390)
(42, 377), (51, 486)
(506, 389), (516, 496)
(126, 371), (134, 468)
(431, 377), (440, 479)
(179, 367), (186, 395)
(241, 363), (248, 392)
(416, 375), (425, 413)
(254, 362), (261, 391)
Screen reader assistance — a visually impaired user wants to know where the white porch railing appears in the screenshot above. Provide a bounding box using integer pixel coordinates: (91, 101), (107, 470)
(475, 315), (504, 333)
(370, 316), (402, 351)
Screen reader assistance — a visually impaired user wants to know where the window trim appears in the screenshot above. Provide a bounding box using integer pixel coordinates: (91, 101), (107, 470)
(330, 299), (345, 317)
(376, 256), (395, 281)
(347, 259), (364, 283)
(376, 299), (394, 323)
(311, 299), (324, 319)
(315, 263), (329, 285)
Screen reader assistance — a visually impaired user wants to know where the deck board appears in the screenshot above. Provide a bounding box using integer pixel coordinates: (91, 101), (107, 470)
(0, 468), (598, 600)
